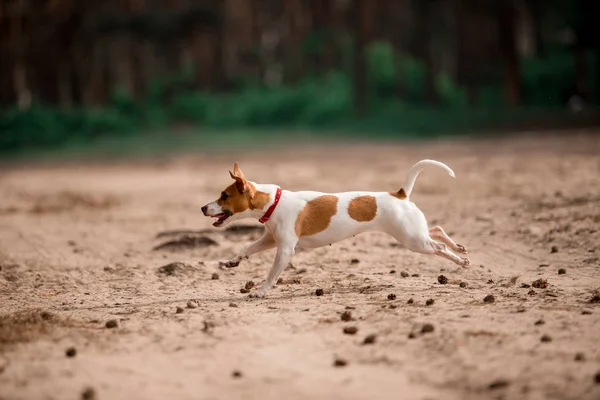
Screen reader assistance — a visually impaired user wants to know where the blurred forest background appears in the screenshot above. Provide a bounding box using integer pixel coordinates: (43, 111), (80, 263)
(1, 0), (600, 155)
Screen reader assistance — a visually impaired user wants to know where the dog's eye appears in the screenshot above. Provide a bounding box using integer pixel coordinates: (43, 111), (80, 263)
(220, 192), (229, 200)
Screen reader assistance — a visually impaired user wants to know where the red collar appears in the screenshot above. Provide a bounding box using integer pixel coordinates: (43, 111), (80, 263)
(258, 187), (282, 224)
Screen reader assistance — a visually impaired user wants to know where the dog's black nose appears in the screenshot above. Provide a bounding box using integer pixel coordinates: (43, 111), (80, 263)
(201, 205), (208, 215)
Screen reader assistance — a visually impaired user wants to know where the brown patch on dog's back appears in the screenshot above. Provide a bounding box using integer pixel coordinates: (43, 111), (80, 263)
(389, 188), (407, 200)
(348, 195), (377, 222)
(295, 195), (338, 237)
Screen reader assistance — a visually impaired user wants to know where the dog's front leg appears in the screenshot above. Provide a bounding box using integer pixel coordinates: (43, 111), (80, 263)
(221, 232), (276, 268)
(249, 243), (296, 298)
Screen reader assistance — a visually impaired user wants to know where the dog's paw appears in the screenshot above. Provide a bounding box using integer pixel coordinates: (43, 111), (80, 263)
(248, 290), (266, 299)
(456, 244), (468, 254)
(219, 258), (241, 268)
(460, 257), (471, 267)
(248, 284), (269, 298)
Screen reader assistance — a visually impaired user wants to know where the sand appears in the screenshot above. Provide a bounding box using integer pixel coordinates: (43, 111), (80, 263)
(1, 131), (599, 400)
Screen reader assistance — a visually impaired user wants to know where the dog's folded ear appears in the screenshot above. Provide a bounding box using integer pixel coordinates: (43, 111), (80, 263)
(229, 162), (248, 193)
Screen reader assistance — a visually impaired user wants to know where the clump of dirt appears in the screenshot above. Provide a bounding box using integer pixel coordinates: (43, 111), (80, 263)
(421, 324), (435, 334)
(157, 262), (200, 276)
(245, 281), (255, 290)
(590, 295), (600, 303)
(437, 275), (448, 285)
(400, 271), (409, 278)
(540, 334), (552, 343)
(66, 347), (77, 357)
(186, 301), (198, 309)
(387, 294), (396, 300)
(574, 352), (585, 362)
(488, 380), (510, 390)
(534, 319), (545, 326)
(333, 358), (348, 367)
(350, 259), (360, 264)
(340, 311), (353, 322)
(211, 273), (219, 280)
(363, 334), (377, 345)
(81, 387), (96, 400)
(105, 319), (118, 328)
(343, 326), (358, 335)
(426, 299), (435, 306)
(232, 370), (243, 378)
(153, 235), (218, 251)
(407, 298), (414, 304)
(483, 295), (495, 303)
(558, 268), (566, 275)
(315, 288), (324, 296)
(532, 279), (549, 289)
(459, 282), (468, 288)
(550, 246), (559, 254)
(0, 310), (69, 350)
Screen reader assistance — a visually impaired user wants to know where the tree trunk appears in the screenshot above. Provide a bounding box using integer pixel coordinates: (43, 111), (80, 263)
(352, 0), (369, 116)
(497, 0), (521, 107)
(57, 57), (73, 109)
(413, 0), (438, 105)
(11, 0), (31, 110)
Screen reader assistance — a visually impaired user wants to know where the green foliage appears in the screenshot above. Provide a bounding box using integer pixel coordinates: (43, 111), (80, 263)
(1, 43), (597, 155)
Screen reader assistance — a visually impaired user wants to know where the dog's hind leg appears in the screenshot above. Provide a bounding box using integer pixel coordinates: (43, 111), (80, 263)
(428, 225), (467, 254)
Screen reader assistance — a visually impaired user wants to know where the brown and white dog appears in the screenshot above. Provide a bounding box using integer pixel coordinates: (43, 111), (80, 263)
(202, 160), (470, 298)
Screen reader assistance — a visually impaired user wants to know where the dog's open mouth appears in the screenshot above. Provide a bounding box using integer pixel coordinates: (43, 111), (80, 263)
(212, 213), (230, 227)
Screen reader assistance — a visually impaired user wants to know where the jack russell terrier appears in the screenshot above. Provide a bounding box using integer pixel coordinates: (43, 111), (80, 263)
(202, 160), (469, 298)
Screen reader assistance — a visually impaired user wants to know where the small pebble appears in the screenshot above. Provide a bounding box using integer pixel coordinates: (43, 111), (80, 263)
(574, 352), (585, 362)
(400, 271), (409, 278)
(582, 310), (592, 315)
(229, 303), (238, 308)
(389, 270), (396, 274)
(425, 299), (435, 306)
(211, 273), (219, 280)
(590, 295), (600, 303)
(528, 290), (537, 296)
(551, 246), (559, 253)
(350, 259), (360, 264)
(105, 319), (118, 329)
(65, 347), (77, 358)
(437, 275), (448, 285)
(333, 358), (348, 367)
(389, 304), (397, 309)
(483, 295), (495, 303)
(408, 332), (416, 339)
(459, 282), (468, 288)
(240, 288), (249, 294)
(363, 334), (377, 345)
(232, 370), (242, 378)
(187, 301), (198, 309)
(341, 311), (353, 322)
(488, 380), (510, 390)
(421, 323), (435, 334)
(315, 288), (324, 296)
(594, 372), (600, 384)
(407, 298), (414, 304)
(343, 326), (358, 335)
(244, 281), (255, 290)
(176, 306), (184, 314)
(558, 268), (566, 275)
(534, 319), (545, 326)
(81, 387), (96, 400)
(411, 274), (420, 277)
(540, 334), (552, 343)
(387, 293), (396, 300)
(521, 283), (531, 288)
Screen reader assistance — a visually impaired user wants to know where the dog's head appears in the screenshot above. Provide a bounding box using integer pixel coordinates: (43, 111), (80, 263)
(201, 162), (269, 227)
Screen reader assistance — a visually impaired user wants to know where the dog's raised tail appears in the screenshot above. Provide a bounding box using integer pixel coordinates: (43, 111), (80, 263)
(395, 159), (455, 199)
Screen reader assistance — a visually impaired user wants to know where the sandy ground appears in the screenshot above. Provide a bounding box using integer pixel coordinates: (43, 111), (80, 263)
(0, 132), (599, 400)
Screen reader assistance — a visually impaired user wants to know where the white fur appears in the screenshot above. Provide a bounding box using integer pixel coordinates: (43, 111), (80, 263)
(208, 159), (470, 298)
